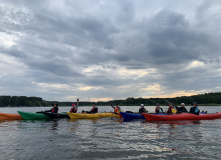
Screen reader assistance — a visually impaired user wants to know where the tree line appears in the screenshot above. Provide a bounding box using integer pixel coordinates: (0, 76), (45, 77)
(0, 92), (221, 107)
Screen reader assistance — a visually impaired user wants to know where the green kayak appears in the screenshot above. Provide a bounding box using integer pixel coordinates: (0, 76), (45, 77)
(17, 111), (49, 120)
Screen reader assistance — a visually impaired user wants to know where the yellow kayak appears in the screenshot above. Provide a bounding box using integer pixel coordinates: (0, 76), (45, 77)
(67, 112), (120, 119)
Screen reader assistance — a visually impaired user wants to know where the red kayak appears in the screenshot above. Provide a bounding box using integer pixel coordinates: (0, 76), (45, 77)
(142, 112), (221, 121)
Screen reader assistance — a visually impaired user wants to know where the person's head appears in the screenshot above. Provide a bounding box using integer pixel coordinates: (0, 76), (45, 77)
(116, 103), (119, 107)
(72, 103), (75, 107)
(52, 103), (58, 107)
(156, 103), (160, 107)
(140, 104), (144, 108)
(93, 103), (96, 107)
(181, 103), (185, 107)
(192, 102), (198, 107)
(168, 103), (173, 107)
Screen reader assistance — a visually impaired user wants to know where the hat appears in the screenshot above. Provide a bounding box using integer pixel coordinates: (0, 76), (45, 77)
(52, 103), (58, 106)
(192, 102), (198, 106)
(156, 103), (159, 106)
(72, 103), (75, 106)
(141, 104), (144, 106)
(181, 103), (185, 105)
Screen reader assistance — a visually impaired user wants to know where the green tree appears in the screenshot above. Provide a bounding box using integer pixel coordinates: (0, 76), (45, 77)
(11, 96), (19, 106)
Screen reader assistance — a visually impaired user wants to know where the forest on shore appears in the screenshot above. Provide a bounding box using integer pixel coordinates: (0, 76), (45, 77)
(0, 92), (221, 107)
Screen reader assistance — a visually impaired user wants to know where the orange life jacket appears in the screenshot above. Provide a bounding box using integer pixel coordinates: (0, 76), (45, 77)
(114, 107), (119, 113)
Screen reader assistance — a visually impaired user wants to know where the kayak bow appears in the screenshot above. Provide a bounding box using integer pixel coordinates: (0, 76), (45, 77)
(18, 111), (49, 120)
(0, 113), (23, 120)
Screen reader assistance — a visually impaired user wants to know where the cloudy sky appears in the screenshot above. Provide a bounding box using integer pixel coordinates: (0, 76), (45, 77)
(0, 0), (221, 102)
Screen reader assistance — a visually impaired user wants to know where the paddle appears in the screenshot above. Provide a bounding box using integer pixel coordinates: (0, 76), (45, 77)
(36, 111), (45, 113)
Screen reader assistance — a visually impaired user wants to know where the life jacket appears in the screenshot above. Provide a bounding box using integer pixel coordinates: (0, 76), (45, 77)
(195, 108), (199, 114)
(168, 107), (177, 114)
(114, 107), (119, 113)
(70, 107), (77, 113)
(52, 107), (58, 113)
(171, 107), (177, 114)
(156, 107), (163, 113)
(91, 107), (98, 113)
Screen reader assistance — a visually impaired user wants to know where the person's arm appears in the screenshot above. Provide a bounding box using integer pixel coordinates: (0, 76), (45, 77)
(189, 107), (194, 113)
(138, 108), (141, 113)
(110, 102), (115, 109)
(76, 98), (79, 112)
(167, 108), (171, 114)
(44, 108), (52, 112)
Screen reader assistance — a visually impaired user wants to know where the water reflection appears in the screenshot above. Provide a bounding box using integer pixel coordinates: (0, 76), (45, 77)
(68, 118), (100, 123)
(50, 119), (59, 130)
(146, 120), (201, 125)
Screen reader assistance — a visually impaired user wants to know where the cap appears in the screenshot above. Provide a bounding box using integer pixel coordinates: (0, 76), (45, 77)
(72, 103), (75, 106)
(181, 103), (185, 105)
(141, 104), (144, 106)
(192, 102), (198, 106)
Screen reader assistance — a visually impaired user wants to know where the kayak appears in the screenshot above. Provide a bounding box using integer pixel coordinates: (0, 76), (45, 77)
(18, 111), (49, 120)
(42, 112), (69, 118)
(67, 112), (120, 119)
(120, 112), (145, 120)
(120, 112), (167, 120)
(0, 113), (23, 120)
(142, 112), (221, 121)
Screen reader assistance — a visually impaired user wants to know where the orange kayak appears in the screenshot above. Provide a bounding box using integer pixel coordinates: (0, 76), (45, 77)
(0, 113), (23, 120)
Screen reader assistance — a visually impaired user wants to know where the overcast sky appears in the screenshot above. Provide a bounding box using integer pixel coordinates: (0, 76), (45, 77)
(0, 0), (221, 102)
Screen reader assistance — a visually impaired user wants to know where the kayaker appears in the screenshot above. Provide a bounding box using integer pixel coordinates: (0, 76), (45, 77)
(139, 104), (147, 113)
(110, 102), (122, 113)
(155, 103), (163, 114)
(189, 102), (200, 115)
(70, 98), (79, 113)
(82, 103), (98, 114)
(166, 103), (177, 114)
(44, 103), (59, 113)
(178, 103), (188, 113)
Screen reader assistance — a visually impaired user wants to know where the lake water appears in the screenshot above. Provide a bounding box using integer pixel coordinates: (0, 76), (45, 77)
(0, 106), (221, 160)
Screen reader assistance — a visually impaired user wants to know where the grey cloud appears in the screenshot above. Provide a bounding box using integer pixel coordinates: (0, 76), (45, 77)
(1, 0), (221, 101)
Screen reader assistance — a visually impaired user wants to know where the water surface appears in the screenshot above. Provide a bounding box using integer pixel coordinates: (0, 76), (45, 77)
(0, 106), (221, 160)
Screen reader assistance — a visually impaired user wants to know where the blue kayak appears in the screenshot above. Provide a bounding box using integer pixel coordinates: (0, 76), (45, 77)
(120, 112), (166, 120)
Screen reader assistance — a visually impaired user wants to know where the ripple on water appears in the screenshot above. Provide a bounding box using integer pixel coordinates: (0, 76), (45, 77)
(1, 112), (221, 159)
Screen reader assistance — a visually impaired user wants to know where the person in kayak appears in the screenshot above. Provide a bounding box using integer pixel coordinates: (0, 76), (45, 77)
(139, 104), (147, 113)
(178, 103), (188, 113)
(155, 103), (163, 114)
(166, 103), (177, 114)
(189, 102), (200, 115)
(44, 103), (59, 113)
(82, 103), (98, 114)
(70, 98), (79, 113)
(110, 102), (122, 113)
